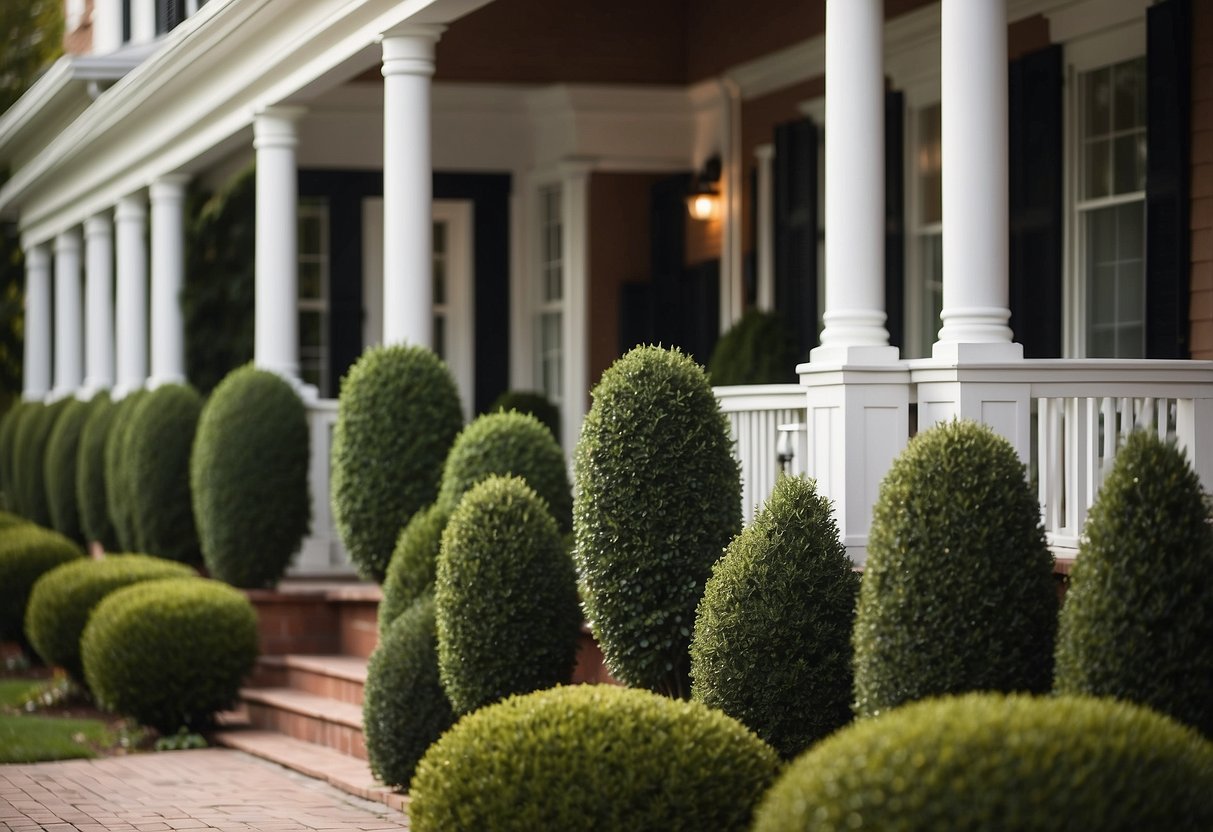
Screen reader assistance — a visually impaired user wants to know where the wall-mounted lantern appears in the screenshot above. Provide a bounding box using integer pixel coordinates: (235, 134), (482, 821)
(685, 156), (722, 221)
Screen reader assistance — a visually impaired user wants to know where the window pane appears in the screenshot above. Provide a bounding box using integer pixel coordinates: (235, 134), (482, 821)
(1113, 133), (1146, 195)
(1083, 139), (1111, 200)
(299, 310), (324, 349)
(1117, 200), (1144, 261)
(433, 256), (446, 305)
(1083, 67), (1112, 138)
(299, 261), (323, 301)
(434, 315), (446, 361)
(1084, 203), (1145, 359)
(917, 104), (942, 225)
(299, 213), (322, 255)
(1113, 58), (1146, 132)
(918, 233), (943, 353)
(433, 221), (446, 255)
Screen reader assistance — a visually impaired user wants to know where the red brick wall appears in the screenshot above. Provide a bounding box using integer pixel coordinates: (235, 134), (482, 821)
(62, 0), (93, 55)
(1190, 0), (1213, 359)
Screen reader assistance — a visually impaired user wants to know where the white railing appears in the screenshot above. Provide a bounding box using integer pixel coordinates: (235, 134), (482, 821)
(714, 384), (808, 525)
(293, 398), (355, 576)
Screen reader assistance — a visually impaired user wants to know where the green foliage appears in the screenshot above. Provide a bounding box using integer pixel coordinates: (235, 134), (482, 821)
(437, 411), (572, 532)
(104, 391), (148, 551)
(489, 390), (561, 443)
(751, 693), (1213, 832)
(409, 684), (781, 832)
(691, 475), (859, 757)
(0, 525), (84, 643)
(0, 400), (31, 508)
(25, 554), (196, 683)
(81, 577), (257, 733)
(76, 393), (119, 551)
(153, 729), (207, 751)
(125, 385), (203, 566)
(0, 0), (63, 113)
(13, 399), (67, 527)
(379, 504), (449, 634)
(191, 366), (310, 588)
(436, 476), (581, 714)
(363, 595), (455, 788)
(853, 420), (1056, 718)
(43, 397), (91, 545)
(1055, 431), (1213, 736)
(0, 225), (26, 412)
(331, 345), (463, 582)
(0, 714), (114, 763)
(707, 309), (800, 386)
(573, 345), (741, 697)
(0, 510), (28, 530)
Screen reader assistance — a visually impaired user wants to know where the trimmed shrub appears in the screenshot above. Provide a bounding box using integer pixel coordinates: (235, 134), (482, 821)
(574, 345), (741, 697)
(25, 554), (196, 683)
(0, 400), (31, 508)
(0, 526), (85, 644)
(0, 510), (29, 530)
(379, 504), (449, 634)
(436, 475), (580, 714)
(489, 390), (560, 443)
(191, 366), (310, 588)
(104, 391), (148, 551)
(410, 684), (781, 832)
(363, 595), (455, 788)
(81, 577), (257, 732)
(14, 400), (68, 527)
(331, 345), (463, 582)
(76, 393), (119, 551)
(707, 309), (800, 386)
(125, 385), (203, 566)
(691, 475), (859, 758)
(1055, 431), (1213, 736)
(852, 420), (1056, 718)
(436, 411), (572, 532)
(44, 397), (92, 545)
(751, 693), (1213, 832)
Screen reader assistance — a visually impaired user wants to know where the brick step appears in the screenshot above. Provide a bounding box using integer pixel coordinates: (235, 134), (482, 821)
(239, 686), (367, 760)
(251, 654), (368, 706)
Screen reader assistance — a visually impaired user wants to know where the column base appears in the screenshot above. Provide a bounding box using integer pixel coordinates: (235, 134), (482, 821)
(808, 343), (901, 367)
(146, 374), (187, 390)
(932, 340), (1023, 363)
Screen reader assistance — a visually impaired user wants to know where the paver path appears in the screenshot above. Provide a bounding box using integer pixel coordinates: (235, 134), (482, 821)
(0, 748), (408, 831)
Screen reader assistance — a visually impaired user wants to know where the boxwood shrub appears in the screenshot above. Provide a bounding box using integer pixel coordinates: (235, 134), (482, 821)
(379, 504), (449, 634)
(1055, 431), (1213, 736)
(0, 510), (29, 530)
(363, 595), (454, 788)
(574, 345), (741, 697)
(191, 366), (310, 588)
(44, 397), (92, 545)
(436, 475), (580, 714)
(81, 576), (257, 732)
(0, 400), (31, 508)
(76, 393), (120, 551)
(104, 391), (148, 551)
(25, 554), (196, 683)
(0, 526), (85, 644)
(14, 400), (68, 527)
(852, 420), (1056, 718)
(331, 345), (463, 582)
(691, 475), (859, 757)
(706, 309), (800, 386)
(489, 390), (560, 444)
(410, 684), (781, 832)
(436, 411), (571, 532)
(751, 693), (1213, 832)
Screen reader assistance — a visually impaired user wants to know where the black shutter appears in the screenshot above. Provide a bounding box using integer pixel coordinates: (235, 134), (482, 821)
(885, 91), (906, 351)
(773, 117), (819, 358)
(1145, 0), (1192, 359)
(1008, 44), (1064, 358)
(156, 0), (184, 33)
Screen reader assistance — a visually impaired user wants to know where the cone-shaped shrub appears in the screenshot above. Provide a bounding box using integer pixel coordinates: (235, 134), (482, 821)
(379, 503), (449, 633)
(44, 397), (92, 545)
(82, 577), (257, 733)
(436, 411), (571, 532)
(1055, 431), (1213, 736)
(489, 390), (561, 444)
(76, 393), (119, 551)
(574, 345), (741, 697)
(707, 309), (799, 386)
(105, 391), (148, 551)
(853, 420), (1056, 718)
(691, 475), (859, 757)
(0, 401), (31, 508)
(0, 526), (85, 644)
(363, 595), (455, 788)
(14, 400), (68, 527)
(191, 366), (310, 588)
(752, 693), (1213, 832)
(25, 554), (196, 683)
(125, 385), (203, 566)
(331, 345), (463, 582)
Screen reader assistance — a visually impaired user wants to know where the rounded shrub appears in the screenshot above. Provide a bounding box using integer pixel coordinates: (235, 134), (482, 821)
(751, 693), (1213, 832)
(707, 309), (800, 386)
(410, 684), (781, 832)
(363, 595), (455, 788)
(331, 345), (463, 582)
(0, 526), (85, 644)
(76, 393), (120, 551)
(104, 390), (148, 552)
(44, 397), (92, 545)
(436, 411), (572, 532)
(191, 366), (311, 588)
(1055, 431), (1213, 736)
(379, 503), (449, 634)
(14, 400), (68, 527)
(691, 475), (860, 758)
(436, 475), (581, 714)
(0, 400), (31, 508)
(0, 510), (29, 530)
(81, 577), (257, 733)
(852, 420), (1056, 718)
(574, 345), (741, 697)
(489, 390), (560, 443)
(25, 554), (196, 683)
(125, 385), (204, 566)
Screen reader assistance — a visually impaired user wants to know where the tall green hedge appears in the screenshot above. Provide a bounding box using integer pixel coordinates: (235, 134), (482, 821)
(379, 503), (449, 634)
(43, 397), (91, 545)
(76, 393), (119, 551)
(0, 525), (85, 644)
(0, 400), (30, 509)
(706, 309), (800, 386)
(574, 346), (741, 697)
(14, 400), (67, 527)
(104, 391), (148, 551)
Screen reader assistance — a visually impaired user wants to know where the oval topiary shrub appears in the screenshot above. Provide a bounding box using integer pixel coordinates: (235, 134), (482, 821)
(25, 554), (197, 683)
(436, 475), (581, 715)
(489, 390), (561, 444)
(379, 503), (449, 634)
(125, 385), (204, 566)
(104, 391), (148, 552)
(706, 309), (800, 386)
(0, 510), (29, 530)
(574, 345), (741, 697)
(331, 345), (463, 582)
(14, 400), (68, 527)
(852, 420), (1056, 718)
(44, 397), (93, 546)
(363, 595), (455, 788)
(0, 400), (31, 509)
(751, 693), (1213, 832)
(81, 576), (258, 733)
(436, 411), (572, 532)
(1055, 431), (1213, 736)
(76, 393), (120, 551)
(691, 475), (859, 758)
(0, 526), (85, 644)
(191, 366), (311, 588)
(410, 684), (781, 832)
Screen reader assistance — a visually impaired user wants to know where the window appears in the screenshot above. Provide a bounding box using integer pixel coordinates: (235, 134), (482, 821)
(433, 220), (449, 363)
(907, 102), (943, 358)
(298, 199), (330, 394)
(536, 185), (563, 405)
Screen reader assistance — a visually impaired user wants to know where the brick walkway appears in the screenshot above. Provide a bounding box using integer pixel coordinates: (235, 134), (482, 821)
(0, 749), (408, 831)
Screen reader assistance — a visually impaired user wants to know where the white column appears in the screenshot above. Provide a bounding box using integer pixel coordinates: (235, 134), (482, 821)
(92, 0), (123, 53)
(380, 25), (443, 348)
(81, 213), (115, 397)
(114, 194), (148, 397)
(254, 106), (304, 382)
(22, 244), (52, 400)
(148, 175), (189, 388)
(51, 229), (84, 399)
(131, 0), (155, 44)
(754, 144), (775, 313)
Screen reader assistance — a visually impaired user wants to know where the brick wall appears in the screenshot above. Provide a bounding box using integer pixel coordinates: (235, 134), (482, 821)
(62, 0), (94, 56)
(1190, 0), (1213, 358)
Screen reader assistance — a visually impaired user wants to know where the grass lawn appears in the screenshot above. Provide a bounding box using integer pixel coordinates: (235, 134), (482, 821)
(0, 678), (39, 708)
(0, 713), (114, 762)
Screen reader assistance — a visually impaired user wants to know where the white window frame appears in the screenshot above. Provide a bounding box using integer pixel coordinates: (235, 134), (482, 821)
(432, 199), (476, 420)
(298, 198), (330, 395)
(904, 98), (945, 359)
(533, 182), (564, 410)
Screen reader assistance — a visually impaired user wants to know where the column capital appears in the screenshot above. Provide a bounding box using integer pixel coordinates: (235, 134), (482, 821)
(115, 192), (148, 221)
(254, 106), (306, 150)
(149, 174), (191, 200)
(380, 25), (444, 78)
(25, 242), (51, 268)
(84, 211), (114, 237)
(54, 227), (82, 253)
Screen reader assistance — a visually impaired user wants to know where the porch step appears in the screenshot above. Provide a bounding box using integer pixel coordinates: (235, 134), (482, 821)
(240, 685), (368, 760)
(252, 654), (368, 706)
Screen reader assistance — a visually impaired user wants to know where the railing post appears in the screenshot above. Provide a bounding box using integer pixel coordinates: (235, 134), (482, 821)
(1177, 397), (1213, 493)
